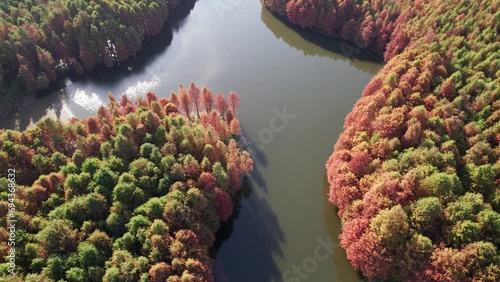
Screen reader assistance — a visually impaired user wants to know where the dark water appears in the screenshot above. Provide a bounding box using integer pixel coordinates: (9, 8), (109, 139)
(0, 1), (381, 281)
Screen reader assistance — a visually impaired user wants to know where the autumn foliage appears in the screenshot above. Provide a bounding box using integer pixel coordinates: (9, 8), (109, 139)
(0, 85), (252, 281)
(0, 0), (184, 93)
(264, 0), (500, 281)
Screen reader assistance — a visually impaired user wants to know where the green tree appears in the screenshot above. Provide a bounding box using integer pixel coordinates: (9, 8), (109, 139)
(66, 267), (86, 282)
(41, 256), (65, 280)
(466, 164), (498, 199)
(92, 167), (118, 200)
(420, 172), (463, 198)
(370, 205), (410, 248)
(212, 162), (228, 190)
(410, 197), (444, 240)
(78, 242), (105, 267)
(113, 183), (146, 208)
(449, 220), (482, 247)
(36, 219), (78, 256)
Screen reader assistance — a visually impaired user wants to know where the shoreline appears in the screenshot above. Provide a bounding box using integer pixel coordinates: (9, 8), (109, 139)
(0, 0), (193, 124)
(264, 7), (385, 65)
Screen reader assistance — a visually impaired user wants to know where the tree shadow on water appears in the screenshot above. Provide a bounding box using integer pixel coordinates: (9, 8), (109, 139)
(212, 174), (285, 282)
(0, 0), (201, 131)
(168, 0), (199, 31)
(0, 90), (67, 131)
(66, 0), (200, 88)
(240, 127), (268, 167)
(239, 126), (269, 192)
(260, 5), (381, 75)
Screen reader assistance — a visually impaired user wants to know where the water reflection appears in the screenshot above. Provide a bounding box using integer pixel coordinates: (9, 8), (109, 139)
(213, 121), (284, 281)
(240, 127), (269, 192)
(261, 6), (381, 75)
(0, 0), (199, 131)
(71, 89), (105, 111)
(67, 0), (198, 88)
(0, 90), (69, 130)
(124, 76), (161, 100)
(0, 1), (381, 281)
(214, 176), (285, 282)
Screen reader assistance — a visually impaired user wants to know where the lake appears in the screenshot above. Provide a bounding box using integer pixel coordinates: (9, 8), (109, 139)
(0, 0), (381, 281)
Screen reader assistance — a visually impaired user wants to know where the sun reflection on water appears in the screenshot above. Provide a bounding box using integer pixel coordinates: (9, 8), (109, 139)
(70, 89), (105, 111)
(125, 75), (161, 99)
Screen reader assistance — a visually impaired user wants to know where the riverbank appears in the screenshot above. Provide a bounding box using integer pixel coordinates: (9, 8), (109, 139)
(0, 88), (253, 281)
(0, 1), (381, 280)
(263, 1), (500, 281)
(0, 0), (191, 122)
(264, 8), (384, 65)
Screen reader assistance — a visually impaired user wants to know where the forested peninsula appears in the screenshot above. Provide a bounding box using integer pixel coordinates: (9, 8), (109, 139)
(0, 85), (253, 281)
(0, 0), (183, 117)
(0, 0), (498, 281)
(264, 0), (500, 281)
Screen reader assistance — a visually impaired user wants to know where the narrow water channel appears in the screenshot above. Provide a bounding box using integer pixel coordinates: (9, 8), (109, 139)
(0, 1), (381, 281)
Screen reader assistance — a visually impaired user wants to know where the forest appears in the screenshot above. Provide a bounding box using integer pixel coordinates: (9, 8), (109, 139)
(264, 0), (500, 281)
(0, 0), (182, 95)
(0, 84), (253, 281)
(0, 0), (498, 281)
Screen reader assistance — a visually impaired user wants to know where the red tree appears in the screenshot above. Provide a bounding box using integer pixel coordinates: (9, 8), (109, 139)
(202, 87), (214, 113)
(348, 151), (372, 178)
(228, 91), (240, 113)
(213, 188), (233, 222)
(344, 231), (393, 278)
(225, 109), (235, 125)
(198, 172), (216, 192)
(149, 262), (172, 282)
(215, 94), (228, 119)
(170, 92), (180, 107)
(179, 85), (191, 121)
(229, 119), (241, 135)
(188, 83), (202, 118)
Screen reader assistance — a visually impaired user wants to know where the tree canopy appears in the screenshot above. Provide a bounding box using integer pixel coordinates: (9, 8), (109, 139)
(0, 85), (252, 281)
(0, 0), (183, 93)
(264, 0), (500, 281)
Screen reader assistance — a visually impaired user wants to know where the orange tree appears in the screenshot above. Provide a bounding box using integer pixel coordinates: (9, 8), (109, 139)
(0, 85), (252, 281)
(264, 0), (500, 281)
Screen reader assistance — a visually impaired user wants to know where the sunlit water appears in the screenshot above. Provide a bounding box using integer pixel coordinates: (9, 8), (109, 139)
(0, 1), (381, 281)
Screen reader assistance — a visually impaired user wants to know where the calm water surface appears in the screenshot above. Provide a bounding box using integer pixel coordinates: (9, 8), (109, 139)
(0, 1), (381, 281)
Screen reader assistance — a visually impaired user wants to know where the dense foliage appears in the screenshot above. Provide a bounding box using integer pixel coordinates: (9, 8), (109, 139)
(265, 0), (500, 281)
(0, 84), (252, 281)
(0, 0), (182, 92)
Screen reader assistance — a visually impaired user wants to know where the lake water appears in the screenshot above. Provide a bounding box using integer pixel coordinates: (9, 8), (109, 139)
(0, 1), (381, 281)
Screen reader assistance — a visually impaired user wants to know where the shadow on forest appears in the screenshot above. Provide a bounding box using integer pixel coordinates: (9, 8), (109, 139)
(213, 175), (285, 282)
(261, 6), (381, 75)
(322, 173), (364, 282)
(0, 0), (199, 131)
